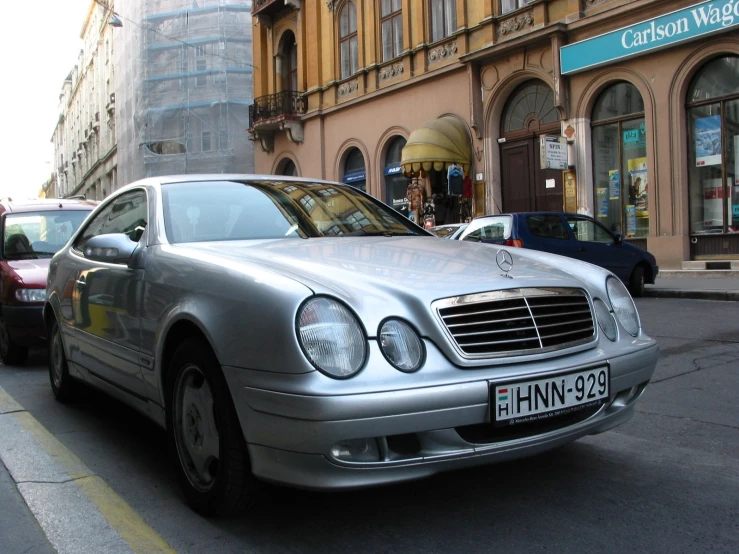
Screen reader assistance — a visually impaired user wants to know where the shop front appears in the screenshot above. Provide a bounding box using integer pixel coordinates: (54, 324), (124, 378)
(400, 116), (473, 228)
(560, 0), (739, 263)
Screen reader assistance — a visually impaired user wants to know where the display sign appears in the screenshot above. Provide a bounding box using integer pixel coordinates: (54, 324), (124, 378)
(596, 188), (609, 217)
(609, 170), (620, 200)
(695, 115), (722, 166)
(540, 136), (568, 170)
(560, 0), (739, 75)
(563, 170), (577, 213)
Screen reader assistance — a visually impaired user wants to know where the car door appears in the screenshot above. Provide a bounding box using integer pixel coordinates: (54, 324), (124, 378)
(564, 215), (631, 279)
(519, 214), (581, 258)
(68, 190), (148, 399)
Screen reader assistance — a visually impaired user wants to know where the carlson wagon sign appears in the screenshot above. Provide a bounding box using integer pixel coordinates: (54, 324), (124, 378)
(560, 0), (739, 74)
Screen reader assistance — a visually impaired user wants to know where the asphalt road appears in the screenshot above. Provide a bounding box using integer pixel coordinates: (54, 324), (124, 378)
(1, 297), (737, 553)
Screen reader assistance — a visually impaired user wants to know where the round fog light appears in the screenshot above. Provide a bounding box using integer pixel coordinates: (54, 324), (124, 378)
(330, 438), (380, 462)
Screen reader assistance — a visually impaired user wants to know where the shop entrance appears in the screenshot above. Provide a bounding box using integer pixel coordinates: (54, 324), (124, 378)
(499, 80), (563, 213)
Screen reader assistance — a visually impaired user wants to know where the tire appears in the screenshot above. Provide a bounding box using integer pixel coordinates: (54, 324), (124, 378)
(167, 339), (256, 516)
(629, 265), (645, 298)
(0, 316), (28, 366)
(48, 319), (80, 402)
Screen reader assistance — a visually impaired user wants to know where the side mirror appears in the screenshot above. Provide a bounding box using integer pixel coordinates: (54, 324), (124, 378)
(613, 233), (624, 245)
(83, 233), (138, 264)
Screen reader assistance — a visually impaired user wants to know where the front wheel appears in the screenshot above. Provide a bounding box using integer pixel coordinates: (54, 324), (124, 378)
(48, 319), (80, 401)
(628, 266), (645, 298)
(167, 339), (256, 516)
(0, 316), (28, 366)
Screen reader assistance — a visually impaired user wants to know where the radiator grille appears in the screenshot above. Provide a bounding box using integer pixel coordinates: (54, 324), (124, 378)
(436, 288), (595, 357)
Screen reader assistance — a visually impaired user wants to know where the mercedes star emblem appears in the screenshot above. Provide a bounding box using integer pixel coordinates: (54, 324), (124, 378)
(496, 249), (514, 276)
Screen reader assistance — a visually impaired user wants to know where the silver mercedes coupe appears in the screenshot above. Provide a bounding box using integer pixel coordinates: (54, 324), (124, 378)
(44, 175), (659, 516)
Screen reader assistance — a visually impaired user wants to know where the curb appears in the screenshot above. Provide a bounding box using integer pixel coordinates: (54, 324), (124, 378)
(644, 289), (739, 301)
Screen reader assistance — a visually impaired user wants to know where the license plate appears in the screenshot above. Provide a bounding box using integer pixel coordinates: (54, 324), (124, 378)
(492, 367), (609, 426)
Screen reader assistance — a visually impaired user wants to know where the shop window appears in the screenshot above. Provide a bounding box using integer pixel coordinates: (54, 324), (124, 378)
(339, 2), (358, 79)
(343, 147), (366, 192)
(384, 136), (408, 215)
(381, 0), (403, 62)
(686, 56), (739, 235)
(501, 0), (529, 15)
(591, 82), (647, 238)
(430, 0), (456, 43)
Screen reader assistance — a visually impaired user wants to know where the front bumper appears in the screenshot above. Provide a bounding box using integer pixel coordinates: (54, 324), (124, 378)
(224, 343), (659, 490)
(1, 305), (45, 345)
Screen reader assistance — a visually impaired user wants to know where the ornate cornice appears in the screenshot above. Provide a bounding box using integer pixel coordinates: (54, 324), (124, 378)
(338, 78), (359, 97)
(498, 11), (534, 36)
(379, 62), (404, 82)
(428, 41), (458, 65)
(326, 0), (338, 12)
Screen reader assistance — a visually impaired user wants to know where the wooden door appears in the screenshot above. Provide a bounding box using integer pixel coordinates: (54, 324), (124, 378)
(533, 141), (564, 212)
(501, 140), (534, 213)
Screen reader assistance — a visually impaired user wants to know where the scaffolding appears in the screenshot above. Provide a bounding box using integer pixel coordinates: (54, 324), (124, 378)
(116, 0), (254, 187)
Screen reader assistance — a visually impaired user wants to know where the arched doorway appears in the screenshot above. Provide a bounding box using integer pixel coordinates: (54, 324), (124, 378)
(499, 80), (562, 213)
(277, 31), (298, 92)
(686, 55), (739, 259)
(342, 147), (366, 192)
(277, 158), (298, 176)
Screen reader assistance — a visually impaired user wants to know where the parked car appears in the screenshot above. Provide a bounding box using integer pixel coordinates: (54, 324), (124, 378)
(0, 197), (96, 364)
(457, 213), (659, 297)
(45, 176), (658, 516)
(428, 223), (468, 240)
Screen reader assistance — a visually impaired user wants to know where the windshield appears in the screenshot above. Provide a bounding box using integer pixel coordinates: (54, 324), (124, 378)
(162, 180), (426, 243)
(2, 210), (91, 259)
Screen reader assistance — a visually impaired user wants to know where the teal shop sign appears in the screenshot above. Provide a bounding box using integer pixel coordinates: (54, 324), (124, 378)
(561, 0), (739, 75)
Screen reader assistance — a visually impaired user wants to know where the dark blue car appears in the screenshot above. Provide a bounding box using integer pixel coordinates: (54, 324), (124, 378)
(457, 212), (659, 297)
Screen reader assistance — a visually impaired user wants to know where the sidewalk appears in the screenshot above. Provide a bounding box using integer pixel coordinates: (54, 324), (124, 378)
(645, 271), (739, 301)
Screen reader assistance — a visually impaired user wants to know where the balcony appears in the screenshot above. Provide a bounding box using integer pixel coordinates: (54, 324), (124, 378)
(248, 90), (306, 152)
(252, 0), (299, 26)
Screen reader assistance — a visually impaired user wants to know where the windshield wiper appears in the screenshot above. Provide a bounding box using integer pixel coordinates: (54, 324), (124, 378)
(343, 230), (420, 237)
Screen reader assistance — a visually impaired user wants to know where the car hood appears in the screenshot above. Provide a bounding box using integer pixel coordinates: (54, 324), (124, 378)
(3, 259), (50, 287)
(181, 236), (601, 303)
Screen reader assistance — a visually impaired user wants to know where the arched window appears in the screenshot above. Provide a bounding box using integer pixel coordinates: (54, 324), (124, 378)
(430, 0), (456, 43)
(278, 158), (297, 176)
(502, 81), (559, 135)
(340, 2), (358, 79)
(381, 0), (403, 62)
(384, 136), (408, 214)
(686, 56), (739, 236)
(343, 147), (366, 192)
(591, 82), (646, 238)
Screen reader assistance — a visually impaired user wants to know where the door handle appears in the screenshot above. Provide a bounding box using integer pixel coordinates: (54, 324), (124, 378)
(578, 247), (586, 252)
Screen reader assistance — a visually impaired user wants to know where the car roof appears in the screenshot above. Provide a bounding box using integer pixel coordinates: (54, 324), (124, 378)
(1, 198), (98, 214)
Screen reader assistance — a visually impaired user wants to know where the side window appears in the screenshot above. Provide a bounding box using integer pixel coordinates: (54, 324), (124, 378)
(73, 191), (148, 250)
(103, 191), (148, 242)
(567, 217), (613, 243)
(528, 215), (570, 240)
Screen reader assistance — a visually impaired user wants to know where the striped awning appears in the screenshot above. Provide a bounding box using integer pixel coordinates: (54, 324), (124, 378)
(401, 116), (471, 176)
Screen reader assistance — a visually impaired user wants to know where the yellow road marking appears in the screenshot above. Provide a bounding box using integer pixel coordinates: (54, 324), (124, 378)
(0, 386), (177, 554)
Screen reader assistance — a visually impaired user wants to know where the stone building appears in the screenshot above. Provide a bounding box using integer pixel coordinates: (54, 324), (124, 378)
(249, 0), (739, 268)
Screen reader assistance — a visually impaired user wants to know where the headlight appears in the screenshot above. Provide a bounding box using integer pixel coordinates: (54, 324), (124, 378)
(606, 277), (640, 336)
(15, 288), (47, 303)
(379, 319), (424, 372)
(593, 298), (617, 342)
(297, 297), (367, 378)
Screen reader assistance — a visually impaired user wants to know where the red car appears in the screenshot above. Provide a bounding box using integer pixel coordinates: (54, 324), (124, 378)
(0, 197), (96, 365)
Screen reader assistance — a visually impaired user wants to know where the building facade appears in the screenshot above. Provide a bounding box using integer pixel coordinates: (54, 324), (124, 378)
(115, 0), (255, 188)
(51, 1), (118, 200)
(249, 0), (739, 268)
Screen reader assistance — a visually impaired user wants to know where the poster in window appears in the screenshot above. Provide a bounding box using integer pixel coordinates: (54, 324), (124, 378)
(596, 188), (608, 217)
(627, 157), (648, 218)
(608, 170), (620, 200)
(695, 115), (722, 167)
(625, 205), (636, 237)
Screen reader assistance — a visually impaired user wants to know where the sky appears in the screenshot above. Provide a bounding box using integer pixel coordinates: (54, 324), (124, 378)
(0, 0), (91, 200)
